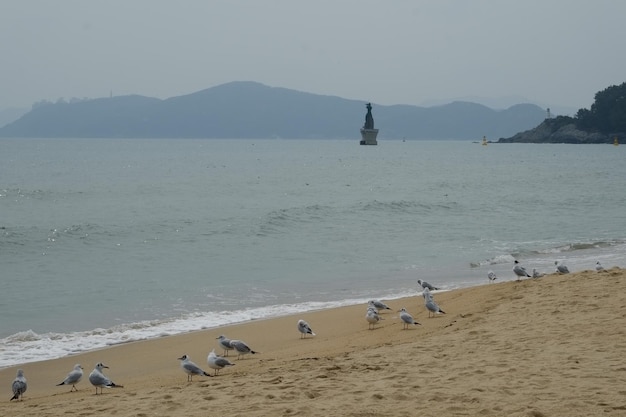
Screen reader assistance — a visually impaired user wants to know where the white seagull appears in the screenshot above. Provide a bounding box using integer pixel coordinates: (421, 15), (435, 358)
(368, 300), (392, 311)
(177, 355), (212, 381)
(216, 335), (234, 357)
(422, 287), (431, 299)
(417, 279), (439, 291)
(57, 364), (83, 392)
(513, 260), (531, 280)
(297, 319), (316, 338)
(10, 369), (27, 401)
(399, 308), (421, 329)
(423, 288), (446, 317)
(366, 308), (382, 329)
(229, 340), (258, 360)
(555, 261), (570, 274)
(207, 349), (235, 375)
(487, 270), (497, 283)
(88, 363), (123, 395)
(595, 261), (604, 272)
(532, 268), (545, 278)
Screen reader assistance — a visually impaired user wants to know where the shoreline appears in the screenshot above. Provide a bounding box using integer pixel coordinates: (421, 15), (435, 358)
(2, 268), (625, 416)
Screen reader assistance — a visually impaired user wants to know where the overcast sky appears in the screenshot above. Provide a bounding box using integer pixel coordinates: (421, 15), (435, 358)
(1, 1), (625, 112)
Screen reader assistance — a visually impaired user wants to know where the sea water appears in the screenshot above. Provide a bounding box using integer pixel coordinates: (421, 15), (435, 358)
(1, 138), (625, 367)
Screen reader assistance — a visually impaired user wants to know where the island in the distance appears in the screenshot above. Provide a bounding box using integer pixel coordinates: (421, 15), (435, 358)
(498, 82), (625, 144)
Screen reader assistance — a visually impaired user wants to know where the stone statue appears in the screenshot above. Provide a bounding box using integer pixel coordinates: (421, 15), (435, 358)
(363, 102), (374, 129)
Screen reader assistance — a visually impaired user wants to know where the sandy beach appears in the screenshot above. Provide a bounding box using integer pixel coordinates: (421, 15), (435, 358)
(2, 267), (625, 416)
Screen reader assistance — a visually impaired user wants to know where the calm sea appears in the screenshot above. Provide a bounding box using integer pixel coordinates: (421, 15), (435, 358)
(1, 138), (625, 367)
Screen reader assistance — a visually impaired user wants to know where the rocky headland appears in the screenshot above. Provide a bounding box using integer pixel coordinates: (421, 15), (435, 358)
(498, 116), (623, 144)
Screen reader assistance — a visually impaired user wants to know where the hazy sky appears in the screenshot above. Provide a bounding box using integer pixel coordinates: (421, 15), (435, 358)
(2, 1), (625, 111)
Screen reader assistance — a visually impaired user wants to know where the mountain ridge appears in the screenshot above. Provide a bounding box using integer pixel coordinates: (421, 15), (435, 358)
(0, 81), (546, 140)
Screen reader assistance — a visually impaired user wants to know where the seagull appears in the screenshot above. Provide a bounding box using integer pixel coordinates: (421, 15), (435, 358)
(595, 261), (604, 272)
(88, 363), (123, 395)
(417, 279), (439, 291)
(555, 261), (570, 274)
(365, 308), (382, 329)
(178, 355), (212, 381)
(487, 270), (497, 283)
(513, 260), (531, 280)
(422, 286), (432, 299)
(368, 300), (392, 311)
(423, 290), (446, 317)
(229, 340), (257, 359)
(399, 308), (421, 329)
(297, 319), (316, 338)
(10, 369), (27, 401)
(216, 335), (234, 357)
(366, 305), (380, 316)
(532, 268), (545, 278)
(207, 349), (235, 375)
(56, 364), (83, 392)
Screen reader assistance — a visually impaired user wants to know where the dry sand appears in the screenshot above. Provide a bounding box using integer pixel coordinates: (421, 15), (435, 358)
(2, 268), (625, 416)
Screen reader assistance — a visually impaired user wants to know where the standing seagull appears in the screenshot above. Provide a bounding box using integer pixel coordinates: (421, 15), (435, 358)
(487, 270), (497, 283)
(207, 349), (235, 376)
(10, 369), (27, 401)
(555, 261), (570, 274)
(399, 308), (421, 329)
(229, 340), (257, 360)
(417, 279), (440, 291)
(216, 335), (234, 357)
(423, 288), (446, 317)
(513, 260), (531, 281)
(297, 319), (316, 338)
(177, 355), (212, 381)
(366, 308), (382, 329)
(595, 261), (604, 272)
(56, 364), (83, 392)
(88, 363), (123, 395)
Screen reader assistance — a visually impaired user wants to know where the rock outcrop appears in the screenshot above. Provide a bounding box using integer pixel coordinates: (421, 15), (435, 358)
(498, 118), (623, 144)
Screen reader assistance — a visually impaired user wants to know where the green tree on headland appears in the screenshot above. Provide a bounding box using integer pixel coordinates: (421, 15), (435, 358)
(575, 82), (626, 133)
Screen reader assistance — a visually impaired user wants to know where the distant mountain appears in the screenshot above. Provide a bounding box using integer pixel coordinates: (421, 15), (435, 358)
(0, 107), (29, 128)
(421, 95), (577, 117)
(0, 82), (547, 140)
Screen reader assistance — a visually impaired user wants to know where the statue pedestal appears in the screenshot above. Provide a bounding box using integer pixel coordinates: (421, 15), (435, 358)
(360, 128), (379, 145)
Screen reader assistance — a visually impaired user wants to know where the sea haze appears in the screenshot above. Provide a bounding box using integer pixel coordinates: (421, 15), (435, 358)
(1, 138), (625, 367)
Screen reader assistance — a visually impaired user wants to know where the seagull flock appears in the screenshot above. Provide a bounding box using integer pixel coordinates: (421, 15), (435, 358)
(495, 258), (605, 284)
(7, 259), (605, 401)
